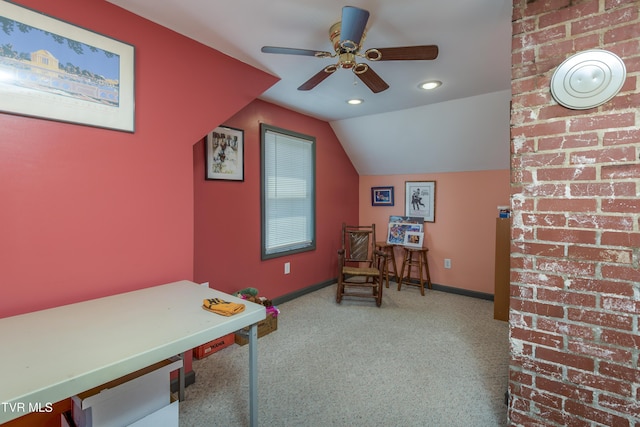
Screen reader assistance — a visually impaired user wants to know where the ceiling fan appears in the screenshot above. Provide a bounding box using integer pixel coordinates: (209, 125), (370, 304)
(261, 6), (439, 93)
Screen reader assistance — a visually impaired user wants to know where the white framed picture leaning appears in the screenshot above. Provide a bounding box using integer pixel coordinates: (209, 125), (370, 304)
(404, 231), (424, 248)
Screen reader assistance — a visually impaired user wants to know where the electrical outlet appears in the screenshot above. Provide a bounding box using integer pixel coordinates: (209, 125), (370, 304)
(284, 262), (290, 274)
(444, 259), (452, 269)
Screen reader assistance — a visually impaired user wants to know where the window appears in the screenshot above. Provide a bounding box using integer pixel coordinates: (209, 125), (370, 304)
(260, 124), (315, 259)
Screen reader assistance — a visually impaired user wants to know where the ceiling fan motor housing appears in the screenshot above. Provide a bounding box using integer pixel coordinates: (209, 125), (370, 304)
(338, 52), (357, 69)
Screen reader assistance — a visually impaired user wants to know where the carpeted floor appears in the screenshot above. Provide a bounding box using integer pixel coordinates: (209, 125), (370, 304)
(179, 282), (510, 427)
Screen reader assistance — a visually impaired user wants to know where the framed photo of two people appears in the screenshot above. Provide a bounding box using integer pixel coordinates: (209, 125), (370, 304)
(405, 181), (436, 222)
(205, 126), (244, 181)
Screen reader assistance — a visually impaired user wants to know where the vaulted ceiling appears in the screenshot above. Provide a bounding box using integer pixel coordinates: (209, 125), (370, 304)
(106, 0), (513, 175)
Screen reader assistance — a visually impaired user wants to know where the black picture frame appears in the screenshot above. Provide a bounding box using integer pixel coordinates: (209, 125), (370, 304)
(371, 186), (394, 206)
(205, 126), (244, 181)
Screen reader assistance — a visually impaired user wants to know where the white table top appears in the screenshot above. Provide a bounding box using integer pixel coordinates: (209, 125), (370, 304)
(0, 280), (266, 423)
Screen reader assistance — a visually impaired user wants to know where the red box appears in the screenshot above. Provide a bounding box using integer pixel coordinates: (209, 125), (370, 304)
(193, 333), (235, 359)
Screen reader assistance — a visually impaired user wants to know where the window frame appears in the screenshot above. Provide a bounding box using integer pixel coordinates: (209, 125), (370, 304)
(260, 123), (316, 260)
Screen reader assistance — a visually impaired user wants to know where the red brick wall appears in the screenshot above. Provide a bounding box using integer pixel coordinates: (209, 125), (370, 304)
(509, 1), (639, 425)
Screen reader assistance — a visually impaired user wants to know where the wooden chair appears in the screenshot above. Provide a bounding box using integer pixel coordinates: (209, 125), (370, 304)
(336, 223), (387, 307)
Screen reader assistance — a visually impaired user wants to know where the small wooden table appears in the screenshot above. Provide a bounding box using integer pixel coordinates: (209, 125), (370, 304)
(398, 247), (432, 296)
(376, 241), (398, 288)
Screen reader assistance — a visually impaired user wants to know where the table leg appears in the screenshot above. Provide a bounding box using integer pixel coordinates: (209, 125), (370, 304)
(398, 249), (408, 291)
(179, 351), (186, 401)
(248, 322), (258, 427)
(423, 251), (432, 289)
(389, 248), (398, 283)
(379, 247), (390, 288)
(417, 255), (425, 296)
(384, 250), (390, 288)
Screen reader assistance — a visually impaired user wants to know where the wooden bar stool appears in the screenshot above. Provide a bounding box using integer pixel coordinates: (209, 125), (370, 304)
(376, 242), (398, 288)
(398, 247), (432, 296)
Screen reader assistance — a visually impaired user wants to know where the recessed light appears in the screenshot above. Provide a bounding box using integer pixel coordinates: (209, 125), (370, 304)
(347, 98), (363, 105)
(419, 80), (442, 90)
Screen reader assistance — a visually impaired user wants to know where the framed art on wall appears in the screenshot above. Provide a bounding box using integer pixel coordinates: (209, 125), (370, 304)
(371, 186), (394, 206)
(405, 181), (436, 222)
(205, 126), (244, 181)
(0, 2), (135, 132)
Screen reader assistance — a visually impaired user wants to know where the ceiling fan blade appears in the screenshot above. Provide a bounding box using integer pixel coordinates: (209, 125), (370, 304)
(298, 67), (336, 91)
(366, 45), (439, 61)
(339, 6), (369, 51)
(261, 46), (332, 57)
(355, 66), (389, 93)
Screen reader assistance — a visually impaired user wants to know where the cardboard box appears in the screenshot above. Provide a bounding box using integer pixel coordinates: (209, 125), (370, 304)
(129, 396), (178, 427)
(72, 358), (181, 427)
(193, 333), (235, 359)
(234, 315), (278, 346)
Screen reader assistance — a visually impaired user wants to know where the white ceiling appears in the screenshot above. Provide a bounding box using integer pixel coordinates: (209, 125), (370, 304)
(106, 0), (513, 175)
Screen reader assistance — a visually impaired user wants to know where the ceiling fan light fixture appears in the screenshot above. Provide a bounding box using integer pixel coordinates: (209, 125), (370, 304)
(364, 49), (381, 61)
(347, 98), (363, 105)
(324, 64), (338, 74)
(420, 80), (442, 90)
(353, 63), (369, 74)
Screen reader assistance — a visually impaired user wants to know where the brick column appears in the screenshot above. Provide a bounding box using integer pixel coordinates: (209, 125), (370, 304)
(509, 1), (639, 425)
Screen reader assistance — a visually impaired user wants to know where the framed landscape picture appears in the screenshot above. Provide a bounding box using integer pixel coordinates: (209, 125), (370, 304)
(0, 2), (135, 132)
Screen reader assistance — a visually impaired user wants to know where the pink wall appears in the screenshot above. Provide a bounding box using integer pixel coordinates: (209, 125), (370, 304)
(0, 0), (277, 318)
(360, 170), (510, 294)
(194, 99), (359, 298)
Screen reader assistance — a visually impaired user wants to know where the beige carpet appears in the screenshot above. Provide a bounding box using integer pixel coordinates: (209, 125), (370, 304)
(179, 283), (510, 427)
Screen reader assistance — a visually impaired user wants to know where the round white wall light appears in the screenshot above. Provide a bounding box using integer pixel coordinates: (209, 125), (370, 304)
(551, 49), (626, 110)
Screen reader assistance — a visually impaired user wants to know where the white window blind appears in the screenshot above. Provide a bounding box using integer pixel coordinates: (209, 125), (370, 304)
(262, 125), (315, 258)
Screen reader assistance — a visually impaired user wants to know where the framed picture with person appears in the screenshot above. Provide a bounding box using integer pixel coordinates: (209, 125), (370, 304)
(405, 181), (435, 222)
(205, 126), (244, 181)
(371, 186), (394, 206)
